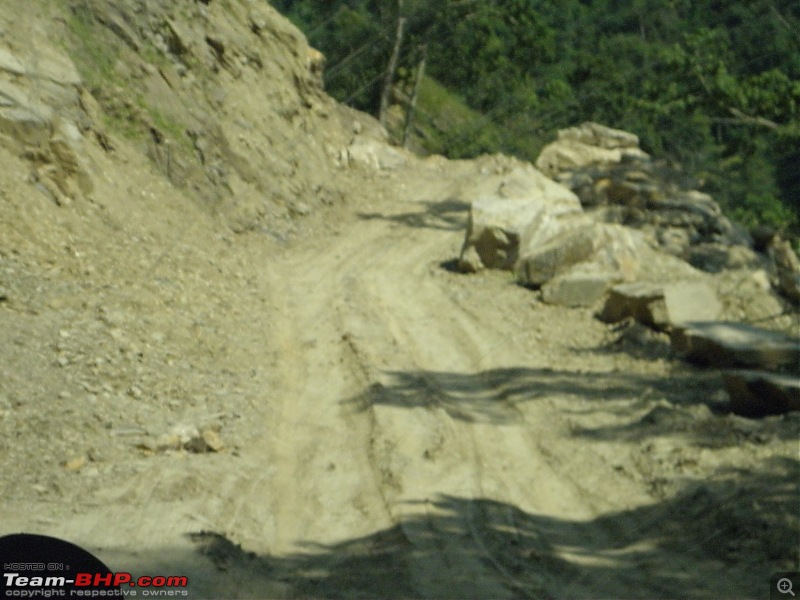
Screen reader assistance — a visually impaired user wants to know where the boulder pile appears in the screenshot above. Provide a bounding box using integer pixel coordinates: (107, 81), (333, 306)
(536, 122), (800, 304)
(538, 122), (757, 264)
(458, 122), (800, 417)
(456, 151), (644, 308)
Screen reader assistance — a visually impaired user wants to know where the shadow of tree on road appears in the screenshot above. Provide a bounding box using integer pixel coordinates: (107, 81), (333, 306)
(175, 457), (798, 599)
(357, 199), (470, 231)
(344, 367), (681, 425)
(341, 367), (800, 446)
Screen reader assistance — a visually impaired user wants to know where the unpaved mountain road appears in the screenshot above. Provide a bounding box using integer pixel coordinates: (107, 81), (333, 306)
(1, 152), (797, 599)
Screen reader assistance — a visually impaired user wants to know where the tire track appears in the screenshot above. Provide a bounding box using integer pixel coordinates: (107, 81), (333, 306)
(328, 226), (535, 597)
(330, 218), (643, 598)
(211, 168), (656, 596)
(257, 228), (411, 555)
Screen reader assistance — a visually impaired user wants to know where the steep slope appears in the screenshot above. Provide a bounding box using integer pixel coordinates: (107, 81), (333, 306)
(2, 0), (383, 235)
(0, 2), (797, 599)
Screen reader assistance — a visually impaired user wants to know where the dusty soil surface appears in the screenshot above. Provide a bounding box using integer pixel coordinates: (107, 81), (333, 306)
(1, 142), (798, 599)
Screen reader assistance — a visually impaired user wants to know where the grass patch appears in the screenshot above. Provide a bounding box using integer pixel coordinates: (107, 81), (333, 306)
(64, 5), (146, 140)
(65, 5), (119, 94)
(147, 105), (193, 154)
(64, 5), (190, 154)
(393, 75), (504, 157)
(417, 76), (480, 127)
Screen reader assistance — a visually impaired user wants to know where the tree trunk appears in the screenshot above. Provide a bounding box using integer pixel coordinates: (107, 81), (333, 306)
(379, 6), (406, 128)
(403, 45), (427, 148)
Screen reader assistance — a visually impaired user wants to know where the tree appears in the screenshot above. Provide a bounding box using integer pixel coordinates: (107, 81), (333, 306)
(274, 0), (800, 236)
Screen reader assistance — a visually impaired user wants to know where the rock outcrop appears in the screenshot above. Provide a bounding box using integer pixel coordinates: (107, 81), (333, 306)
(671, 320), (800, 416)
(0, 41), (92, 206)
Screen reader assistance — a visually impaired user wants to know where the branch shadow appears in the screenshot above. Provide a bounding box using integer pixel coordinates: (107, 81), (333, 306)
(342, 367), (800, 446)
(344, 368), (669, 424)
(357, 199), (470, 231)
(588, 320), (674, 362)
(157, 457), (798, 599)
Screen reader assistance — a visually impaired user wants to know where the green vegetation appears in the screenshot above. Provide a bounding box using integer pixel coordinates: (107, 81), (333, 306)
(65, 4), (120, 93)
(407, 76), (504, 157)
(274, 0), (800, 239)
(65, 5), (148, 141)
(65, 6), (186, 145)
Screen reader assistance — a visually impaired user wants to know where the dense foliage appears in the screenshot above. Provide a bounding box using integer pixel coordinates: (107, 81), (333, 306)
(273, 0), (800, 237)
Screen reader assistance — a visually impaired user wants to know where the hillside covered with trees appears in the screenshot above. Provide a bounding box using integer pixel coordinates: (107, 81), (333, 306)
(273, 0), (800, 241)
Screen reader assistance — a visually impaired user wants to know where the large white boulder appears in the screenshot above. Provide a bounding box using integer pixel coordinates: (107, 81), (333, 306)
(457, 162), (581, 272)
(516, 223), (640, 293)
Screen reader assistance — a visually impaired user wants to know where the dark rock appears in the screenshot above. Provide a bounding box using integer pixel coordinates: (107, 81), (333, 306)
(751, 225), (777, 253)
(671, 322), (800, 372)
(724, 370), (800, 417)
(686, 243), (763, 274)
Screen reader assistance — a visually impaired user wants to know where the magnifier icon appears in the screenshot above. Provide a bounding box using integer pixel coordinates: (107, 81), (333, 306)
(778, 578), (795, 596)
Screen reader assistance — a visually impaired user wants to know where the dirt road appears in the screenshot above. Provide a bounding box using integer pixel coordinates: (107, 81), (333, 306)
(1, 152), (797, 599)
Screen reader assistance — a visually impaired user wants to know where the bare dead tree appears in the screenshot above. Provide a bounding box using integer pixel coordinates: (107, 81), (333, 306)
(379, 0), (406, 128)
(403, 44), (427, 148)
